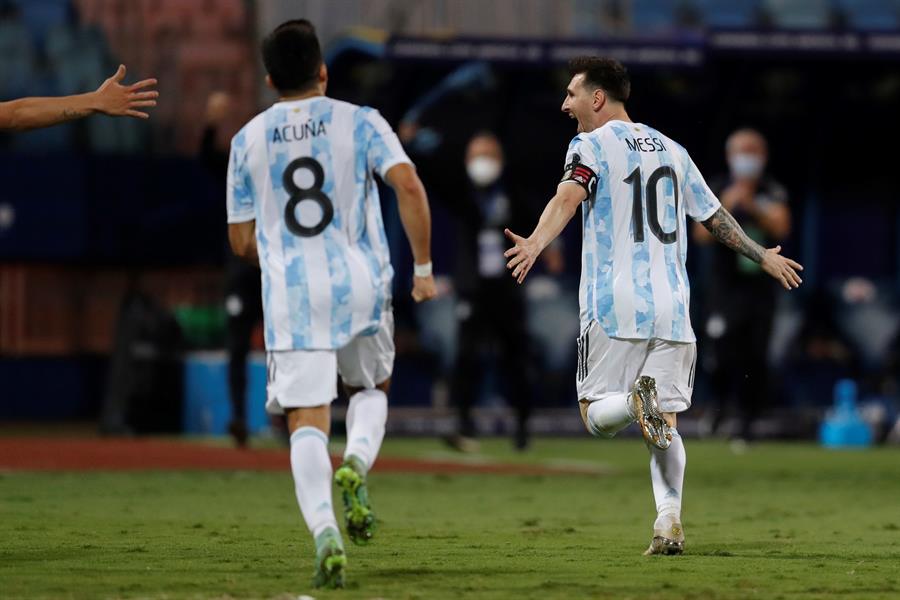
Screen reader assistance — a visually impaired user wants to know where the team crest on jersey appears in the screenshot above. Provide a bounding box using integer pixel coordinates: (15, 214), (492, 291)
(561, 153), (597, 198)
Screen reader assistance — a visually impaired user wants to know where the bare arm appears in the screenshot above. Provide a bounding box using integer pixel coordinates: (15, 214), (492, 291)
(700, 206), (804, 290)
(700, 206), (766, 263)
(504, 182), (586, 284)
(228, 221), (258, 264)
(384, 163), (437, 302)
(0, 65), (157, 132)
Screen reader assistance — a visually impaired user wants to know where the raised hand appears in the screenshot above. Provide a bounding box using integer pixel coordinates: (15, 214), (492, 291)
(760, 245), (803, 290)
(94, 65), (159, 119)
(504, 228), (541, 285)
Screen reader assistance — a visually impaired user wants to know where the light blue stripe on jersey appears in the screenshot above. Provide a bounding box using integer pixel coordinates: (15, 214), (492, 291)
(649, 127), (686, 341)
(610, 123), (654, 337)
(353, 108), (385, 326)
(265, 106), (312, 347)
(309, 99), (353, 345)
(233, 128), (274, 345)
(677, 144), (692, 313)
(584, 136), (617, 334)
(230, 130), (255, 212)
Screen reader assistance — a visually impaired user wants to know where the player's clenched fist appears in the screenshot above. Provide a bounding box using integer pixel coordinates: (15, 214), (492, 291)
(411, 274), (437, 303)
(94, 64), (159, 119)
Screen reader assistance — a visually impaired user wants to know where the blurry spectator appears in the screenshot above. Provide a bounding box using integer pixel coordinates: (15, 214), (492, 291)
(445, 132), (536, 451)
(199, 90), (261, 448)
(693, 128), (791, 440)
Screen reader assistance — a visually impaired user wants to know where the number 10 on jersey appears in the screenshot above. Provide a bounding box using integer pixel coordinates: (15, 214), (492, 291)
(624, 165), (678, 245)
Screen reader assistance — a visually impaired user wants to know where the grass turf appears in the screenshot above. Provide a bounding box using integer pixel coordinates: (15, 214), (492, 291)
(1, 437), (899, 599)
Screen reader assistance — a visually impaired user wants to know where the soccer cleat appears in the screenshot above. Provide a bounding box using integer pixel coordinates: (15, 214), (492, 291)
(631, 376), (672, 450)
(643, 520), (685, 556)
(334, 455), (376, 545)
(312, 528), (346, 589)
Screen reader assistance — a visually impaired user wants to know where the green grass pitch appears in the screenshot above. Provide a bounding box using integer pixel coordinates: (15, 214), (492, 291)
(2, 438), (899, 599)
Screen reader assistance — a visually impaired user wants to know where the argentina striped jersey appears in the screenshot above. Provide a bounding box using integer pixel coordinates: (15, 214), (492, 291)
(226, 97), (410, 350)
(562, 120), (720, 343)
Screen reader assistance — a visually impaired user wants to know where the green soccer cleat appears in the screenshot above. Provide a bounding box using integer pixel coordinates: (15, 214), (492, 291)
(312, 528), (346, 589)
(631, 375), (672, 450)
(643, 519), (685, 556)
(334, 455), (376, 545)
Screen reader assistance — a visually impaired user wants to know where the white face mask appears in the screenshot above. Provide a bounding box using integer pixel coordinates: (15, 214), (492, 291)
(466, 156), (502, 187)
(728, 153), (764, 180)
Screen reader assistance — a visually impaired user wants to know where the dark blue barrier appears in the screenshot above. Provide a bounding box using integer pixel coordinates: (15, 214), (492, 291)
(0, 357), (106, 419)
(0, 154), (226, 264)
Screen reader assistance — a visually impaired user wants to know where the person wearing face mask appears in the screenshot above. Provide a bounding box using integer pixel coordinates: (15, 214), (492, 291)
(692, 128), (791, 442)
(444, 131), (536, 451)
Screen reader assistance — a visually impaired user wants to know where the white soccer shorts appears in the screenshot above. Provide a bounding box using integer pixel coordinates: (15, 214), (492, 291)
(575, 320), (696, 414)
(265, 311), (395, 413)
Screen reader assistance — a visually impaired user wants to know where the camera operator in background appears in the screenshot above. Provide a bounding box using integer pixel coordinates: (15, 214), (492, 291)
(693, 128), (791, 442)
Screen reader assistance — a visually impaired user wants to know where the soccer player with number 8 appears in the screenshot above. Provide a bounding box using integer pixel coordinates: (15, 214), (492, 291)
(225, 20), (436, 589)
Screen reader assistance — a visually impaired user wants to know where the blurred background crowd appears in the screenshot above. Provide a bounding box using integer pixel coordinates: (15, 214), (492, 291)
(2, 0), (899, 448)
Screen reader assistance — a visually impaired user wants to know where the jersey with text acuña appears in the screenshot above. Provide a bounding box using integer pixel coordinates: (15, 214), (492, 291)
(226, 97), (411, 351)
(561, 120), (721, 343)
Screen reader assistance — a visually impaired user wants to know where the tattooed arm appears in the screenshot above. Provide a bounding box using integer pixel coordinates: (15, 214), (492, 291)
(700, 206), (804, 290)
(700, 206), (765, 263)
(0, 65), (157, 132)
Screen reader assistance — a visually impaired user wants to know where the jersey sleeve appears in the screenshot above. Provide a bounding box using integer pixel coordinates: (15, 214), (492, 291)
(360, 108), (413, 179)
(226, 129), (256, 224)
(682, 152), (721, 222)
(559, 135), (600, 197)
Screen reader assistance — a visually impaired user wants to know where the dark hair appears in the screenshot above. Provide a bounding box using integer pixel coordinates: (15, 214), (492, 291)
(568, 56), (630, 103)
(261, 19), (323, 93)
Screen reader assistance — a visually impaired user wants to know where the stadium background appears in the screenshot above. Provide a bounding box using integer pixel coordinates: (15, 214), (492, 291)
(2, 0), (898, 442)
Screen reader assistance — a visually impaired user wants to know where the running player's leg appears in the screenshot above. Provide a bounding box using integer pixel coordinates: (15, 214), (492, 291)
(334, 310), (395, 545)
(576, 321), (646, 438)
(641, 340), (696, 555)
(267, 351), (345, 587)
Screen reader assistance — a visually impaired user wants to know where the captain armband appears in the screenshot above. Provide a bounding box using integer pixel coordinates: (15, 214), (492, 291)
(560, 154), (597, 197)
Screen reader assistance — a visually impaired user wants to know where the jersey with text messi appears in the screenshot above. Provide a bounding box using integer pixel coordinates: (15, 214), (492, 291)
(560, 120), (721, 342)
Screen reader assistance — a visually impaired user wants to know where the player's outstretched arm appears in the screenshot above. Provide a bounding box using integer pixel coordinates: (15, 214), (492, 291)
(700, 206), (803, 290)
(384, 163), (437, 303)
(0, 65), (158, 132)
(504, 182), (585, 284)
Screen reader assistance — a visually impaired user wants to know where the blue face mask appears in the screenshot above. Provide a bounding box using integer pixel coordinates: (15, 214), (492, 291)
(728, 153), (764, 179)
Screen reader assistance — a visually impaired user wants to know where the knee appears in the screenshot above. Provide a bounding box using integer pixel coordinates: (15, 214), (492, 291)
(579, 402), (617, 438)
(588, 422), (617, 438)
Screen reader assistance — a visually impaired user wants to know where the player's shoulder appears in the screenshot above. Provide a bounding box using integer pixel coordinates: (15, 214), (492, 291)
(231, 111), (267, 149)
(320, 96), (363, 115)
(640, 124), (695, 167)
(636, 123), (685, 153)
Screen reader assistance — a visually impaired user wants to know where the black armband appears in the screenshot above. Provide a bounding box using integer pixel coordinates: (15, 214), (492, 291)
(560, 153), (597, 197)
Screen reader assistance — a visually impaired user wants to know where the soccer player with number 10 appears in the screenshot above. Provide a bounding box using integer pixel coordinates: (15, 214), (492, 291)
(504, 57), (803, 556)
(225, 20), (436, 588)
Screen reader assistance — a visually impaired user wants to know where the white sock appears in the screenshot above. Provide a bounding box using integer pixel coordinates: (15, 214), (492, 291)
(343, 388), (388, 471)
(648, 428), (686, 525)
(586, 393), (635, 438)
(290, 426), (339, 538)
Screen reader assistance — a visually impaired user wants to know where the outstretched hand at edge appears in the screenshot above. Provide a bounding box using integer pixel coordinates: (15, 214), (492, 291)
(94, 65), (159, 119)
